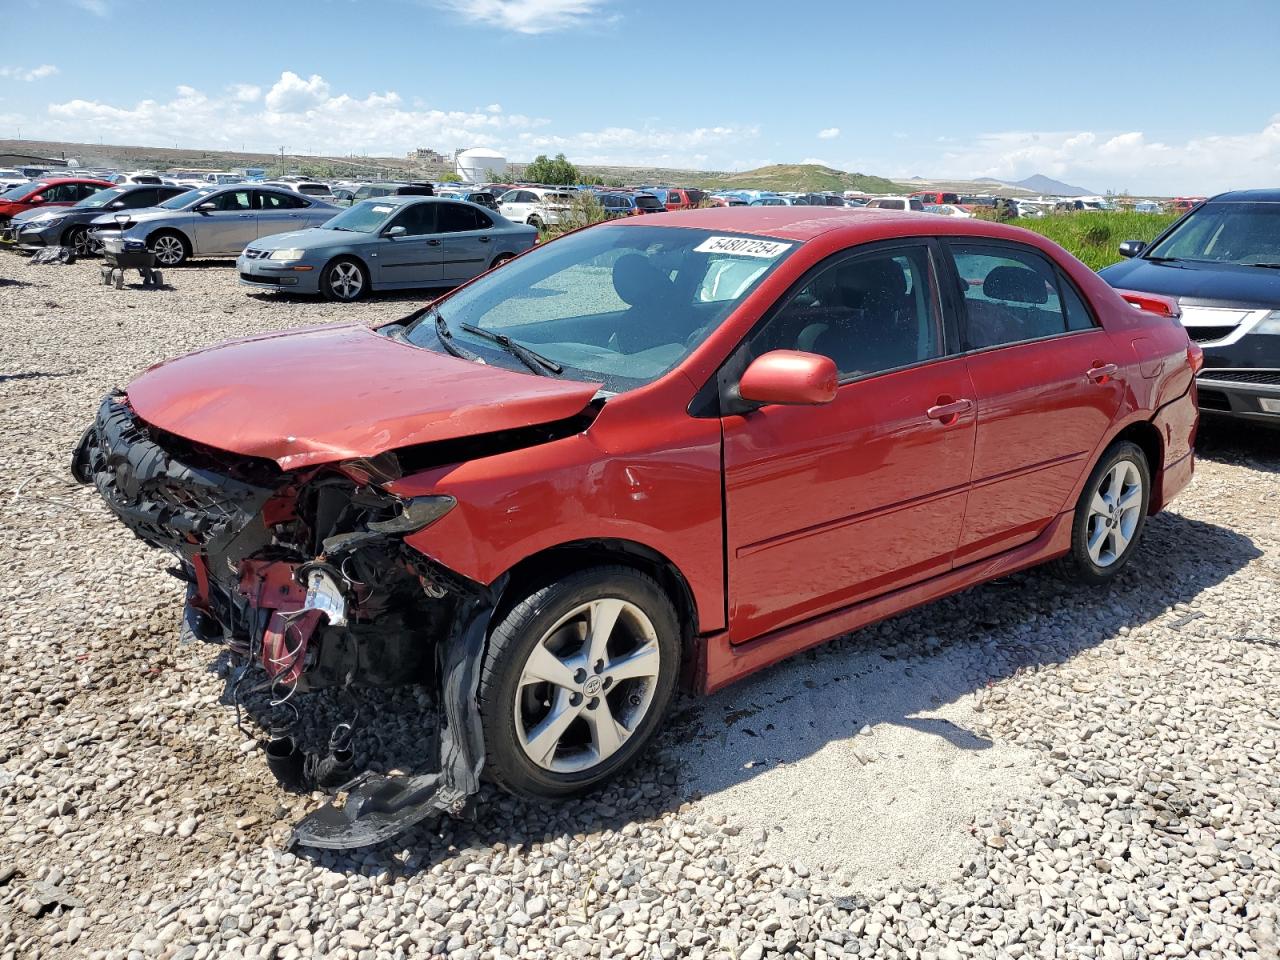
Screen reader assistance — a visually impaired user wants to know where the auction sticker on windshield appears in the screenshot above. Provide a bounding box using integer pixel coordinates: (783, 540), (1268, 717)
(693, 236), (792, 258)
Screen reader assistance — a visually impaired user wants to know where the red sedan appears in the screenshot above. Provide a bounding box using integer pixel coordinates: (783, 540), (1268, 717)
(0, 176), (113, 225)
(74, 207), (1200, 847)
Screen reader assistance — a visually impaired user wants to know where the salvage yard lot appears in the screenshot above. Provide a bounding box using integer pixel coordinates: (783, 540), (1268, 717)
(2, 258), (1278, 959)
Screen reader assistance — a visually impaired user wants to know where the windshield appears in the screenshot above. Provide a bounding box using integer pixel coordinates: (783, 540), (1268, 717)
(75, 186), (128, 209)
(405, 224), (795, 392)
(1146, 202), (1280, 265)
(321, 200), (397, 233)
(0, 182), (38, 201)
(159, 187), (216, 210)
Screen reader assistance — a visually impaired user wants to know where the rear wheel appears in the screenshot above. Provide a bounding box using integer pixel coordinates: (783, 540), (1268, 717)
(149, 230), (189, 267)
(490, 252), (514, 270)
(527, 216), (543, 231)
(478, 567), (680, 800)
(1057, 440), (1150, 584)
(321, 257), (367, 302)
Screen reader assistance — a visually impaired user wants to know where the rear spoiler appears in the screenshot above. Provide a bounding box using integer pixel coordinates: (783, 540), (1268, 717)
(1115, 288), (1181, 319)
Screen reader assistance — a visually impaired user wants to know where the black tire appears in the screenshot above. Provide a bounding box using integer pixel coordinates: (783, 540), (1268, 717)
(527, 216), (543, 231)
(148, 230), (189, 267)
(320, 256), (368, 302)
(490, 253), (514, 271)
(63, 226), (92, 258)
(478, 566), (681, 801)
(1056, 440), (1151, 585)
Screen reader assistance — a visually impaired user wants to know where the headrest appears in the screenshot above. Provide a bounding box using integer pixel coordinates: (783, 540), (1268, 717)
(612, 253), (673, 307)
(983, 265), (1048, 304)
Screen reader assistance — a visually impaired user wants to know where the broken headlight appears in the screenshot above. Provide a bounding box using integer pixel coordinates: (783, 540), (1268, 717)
(367, 495), (457, 534)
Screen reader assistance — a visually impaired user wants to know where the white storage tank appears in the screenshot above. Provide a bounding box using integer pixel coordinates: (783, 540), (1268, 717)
(456, 148), (506, 184)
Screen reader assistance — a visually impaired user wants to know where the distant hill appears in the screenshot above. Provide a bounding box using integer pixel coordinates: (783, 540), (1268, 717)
(687, 163), (902, 194)
(977, 173), (1094, 196)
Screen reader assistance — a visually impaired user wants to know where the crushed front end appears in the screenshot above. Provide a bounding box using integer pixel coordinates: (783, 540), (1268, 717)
(71, 393), (498, 848)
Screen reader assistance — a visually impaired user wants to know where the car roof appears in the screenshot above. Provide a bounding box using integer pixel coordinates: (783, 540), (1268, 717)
(1206, 189), (1280, 203)
(607, 205), (1058, 247)
(32, 177), (114, 187)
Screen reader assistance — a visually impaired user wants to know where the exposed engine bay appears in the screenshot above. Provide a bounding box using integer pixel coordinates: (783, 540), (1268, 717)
(70, 391), (531, 848)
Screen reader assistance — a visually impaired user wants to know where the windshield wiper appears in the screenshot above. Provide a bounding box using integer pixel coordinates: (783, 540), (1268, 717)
(431, 312), (481, 362)
(459, 323), (563, 376)
(1243, 261), (1280, 269)
(1143, 255), (1183, 263)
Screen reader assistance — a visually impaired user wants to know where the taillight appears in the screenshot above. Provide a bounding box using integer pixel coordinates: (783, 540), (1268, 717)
(1187, 341), (1205, 374)
(1116, 288), (1180, 319)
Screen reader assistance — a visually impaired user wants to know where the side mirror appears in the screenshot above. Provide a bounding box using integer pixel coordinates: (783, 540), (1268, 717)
(195, 201), (216, 212)
(738, 350), (838, 407)
(1118, 240), (1146, 259)
(386, 225), (407, 238)
(28, 195), (45, 204)
(109, 200), (126, 209)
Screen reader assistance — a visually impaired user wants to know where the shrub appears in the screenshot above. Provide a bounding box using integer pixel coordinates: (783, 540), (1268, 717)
(524, 153), (580, 186)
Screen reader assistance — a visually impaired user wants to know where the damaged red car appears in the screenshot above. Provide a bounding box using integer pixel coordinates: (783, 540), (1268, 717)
(74, 208), (1200, 848)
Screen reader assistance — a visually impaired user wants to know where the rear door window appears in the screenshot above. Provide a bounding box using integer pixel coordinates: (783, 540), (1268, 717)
(948, 242), (1076, 349)
(437, 202), (490, 232)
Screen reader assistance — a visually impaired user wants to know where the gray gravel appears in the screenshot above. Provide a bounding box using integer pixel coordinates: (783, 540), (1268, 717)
(2, 255), (1278, 960)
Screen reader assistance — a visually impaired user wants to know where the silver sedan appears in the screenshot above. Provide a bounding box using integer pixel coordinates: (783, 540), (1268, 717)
(88, 185), (339, 266)
(236, 196), (537, 301)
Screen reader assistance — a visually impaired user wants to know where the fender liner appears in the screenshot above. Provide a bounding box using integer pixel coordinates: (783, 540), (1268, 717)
(289, 573), (509, 849)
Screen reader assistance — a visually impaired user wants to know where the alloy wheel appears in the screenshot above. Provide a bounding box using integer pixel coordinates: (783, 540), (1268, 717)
(1085, 459), (1143, 567)
(151, 235), (185, 266)
(67, 228), (92, 257)
(513, 598), (661, 774)
(329, 262), (365, 300)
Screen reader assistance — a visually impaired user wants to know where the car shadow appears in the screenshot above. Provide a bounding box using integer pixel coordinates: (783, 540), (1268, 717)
(270, 508), (1258, 876)
(1196, 414), (1280, 474)
(244, 287), (454, 307)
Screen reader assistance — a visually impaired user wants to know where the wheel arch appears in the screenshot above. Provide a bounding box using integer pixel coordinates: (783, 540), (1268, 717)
(1109, 418), (1165, 512)
(494, 538), (701, 688)
(145, 226), (190, 254)
(322, 251), (373, 288)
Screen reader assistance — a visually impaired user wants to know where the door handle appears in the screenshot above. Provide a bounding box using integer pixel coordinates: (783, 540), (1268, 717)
(1086, 362), (1118, 383)
(926, 398), (973, 422)
(478, 236), (491, 243)
(426, 239), (442, 246)
(238, 214), (253, 219)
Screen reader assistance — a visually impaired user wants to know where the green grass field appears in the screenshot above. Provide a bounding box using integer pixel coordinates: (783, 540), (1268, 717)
(1002, 212), (1179, 271)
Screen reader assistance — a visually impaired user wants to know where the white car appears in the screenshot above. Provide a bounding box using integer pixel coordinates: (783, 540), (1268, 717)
(862, 196), (926, 211)
(923, 203), (973, 218)
(496, 187), (575, 229)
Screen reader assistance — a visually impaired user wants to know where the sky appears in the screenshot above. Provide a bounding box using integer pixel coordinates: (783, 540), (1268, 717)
(1, 0), (1278, 194)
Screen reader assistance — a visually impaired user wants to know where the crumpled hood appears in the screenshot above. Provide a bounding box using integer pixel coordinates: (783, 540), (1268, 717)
(125, 324), (599, 470)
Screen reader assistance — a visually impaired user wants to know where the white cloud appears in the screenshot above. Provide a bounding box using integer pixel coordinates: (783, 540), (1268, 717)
(437, 0), (606, 33)
(229, 83), (261, 103)
(919, 117), (1280, 194)
(817, 127), (840, 140)
(75, 0), (110, 15)
(31, 72), (755, 169)
(264, 72), (331, 113)
(0, 64), (59, 82)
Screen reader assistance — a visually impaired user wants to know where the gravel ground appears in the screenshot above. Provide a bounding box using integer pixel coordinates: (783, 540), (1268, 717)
(1, 255), (1278, 960)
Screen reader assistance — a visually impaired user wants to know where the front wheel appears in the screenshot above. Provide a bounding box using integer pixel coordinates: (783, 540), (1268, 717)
(149, 231), (189, 267)
(321, 257), (368, 302)
(63, 226), (92, 257)
(1057, 440), (1151, 585)
(478, 567), (680, 800)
